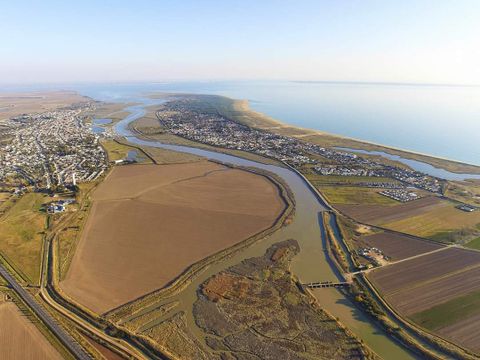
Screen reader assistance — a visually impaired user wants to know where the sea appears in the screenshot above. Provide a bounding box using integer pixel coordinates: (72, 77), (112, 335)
(2, 80), (479, 166)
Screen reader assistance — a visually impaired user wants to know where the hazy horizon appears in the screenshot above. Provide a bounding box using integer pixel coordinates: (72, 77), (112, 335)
(2, 0), (480, 85)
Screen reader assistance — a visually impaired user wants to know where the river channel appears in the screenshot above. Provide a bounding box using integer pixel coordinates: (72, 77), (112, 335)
(111, 100), (418, 359)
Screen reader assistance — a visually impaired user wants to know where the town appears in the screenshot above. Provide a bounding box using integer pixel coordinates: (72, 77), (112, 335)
(156, 99), (443, 193)
(0, 103), (108, 192)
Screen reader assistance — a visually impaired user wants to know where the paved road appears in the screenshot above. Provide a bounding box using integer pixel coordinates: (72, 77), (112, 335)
(0, 264), (91, 360)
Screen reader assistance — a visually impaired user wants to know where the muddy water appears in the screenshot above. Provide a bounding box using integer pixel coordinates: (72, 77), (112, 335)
(113, 102), (417, 359)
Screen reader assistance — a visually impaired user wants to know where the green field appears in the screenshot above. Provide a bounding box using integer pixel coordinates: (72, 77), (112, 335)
(0, 193), (47, 284)
(319, 186), (398, 205)
(306, 174), (398, 186)
(465, 237), (480, 250)
(100, 139), (151, 163)
(383, 202), (480, 241)
(410, 290), (480, 331)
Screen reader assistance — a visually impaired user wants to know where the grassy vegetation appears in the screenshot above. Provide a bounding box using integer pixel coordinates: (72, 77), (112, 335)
(319, 186), (398, 205)
(382, 202), (480, 241)
(115, 138), (202, 165)
(410, 290), (480, 331)
(100, 139), (151, 163)
(445, 180), (480, 207)
(56, 181), (98, 280)
(0, 193), (48, 284)
(89, 102), (134, 125)
(465, 236), (480, 250)
(0, 192), (15, 216)
(306, 174), (399, 186)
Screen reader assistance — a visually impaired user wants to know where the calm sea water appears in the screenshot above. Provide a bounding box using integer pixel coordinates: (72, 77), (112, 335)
(2, 81), (479, 166)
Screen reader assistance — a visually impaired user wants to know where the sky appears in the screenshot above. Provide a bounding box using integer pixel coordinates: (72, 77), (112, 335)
(1, 0), (479, 84)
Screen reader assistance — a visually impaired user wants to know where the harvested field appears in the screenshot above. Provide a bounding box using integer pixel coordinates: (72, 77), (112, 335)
(358, 232), (442, 260)
(369, 247), (480, 312)
(0, 300), (62, 360)
(61, 162), (286, 313)
(336, 195), (442, 224)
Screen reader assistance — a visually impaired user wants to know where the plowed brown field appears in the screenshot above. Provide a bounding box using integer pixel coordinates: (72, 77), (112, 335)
(368, 247), (480, 315)
(61, 162), (285, 313)
(359, 232), (442, 260)
(437, 312), (480, 351)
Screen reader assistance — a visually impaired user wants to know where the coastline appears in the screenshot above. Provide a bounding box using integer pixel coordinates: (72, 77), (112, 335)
(142, 91), (480, 175)
(229, 97), (480, 175)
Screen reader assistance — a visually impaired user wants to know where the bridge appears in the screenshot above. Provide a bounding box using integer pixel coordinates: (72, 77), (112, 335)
(303, 281), (350, 289)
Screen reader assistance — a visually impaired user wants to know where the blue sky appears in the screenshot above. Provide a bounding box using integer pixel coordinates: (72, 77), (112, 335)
(1, 0), (479, 84)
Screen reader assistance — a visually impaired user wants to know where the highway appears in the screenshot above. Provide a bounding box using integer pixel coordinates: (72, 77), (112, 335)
(0, 264), (91, 360)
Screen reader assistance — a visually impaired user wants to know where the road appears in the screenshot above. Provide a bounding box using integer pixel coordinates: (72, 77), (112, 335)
(0, 264), (91, 360)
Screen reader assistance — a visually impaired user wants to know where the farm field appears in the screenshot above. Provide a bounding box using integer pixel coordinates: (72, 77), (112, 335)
(368, 247), (480, 351)
(337, 196), (480, 242)
(466, 237), (480, 250)
(357, 232), (443, 260)
(60, 162), (286, 313)
(0, 296), (62, 360)
(319, 186), (398, 205)
(0, 193), (47, 284)
(336, 195), (441, 224)
(382, 203), (480, 240)
(306, 174), (400, 186)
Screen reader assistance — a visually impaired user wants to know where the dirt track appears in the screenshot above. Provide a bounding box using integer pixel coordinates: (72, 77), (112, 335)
(61, 162), (285, 313)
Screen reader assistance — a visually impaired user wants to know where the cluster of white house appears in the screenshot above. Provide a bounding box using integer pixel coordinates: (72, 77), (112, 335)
(0, 105), (108, 190)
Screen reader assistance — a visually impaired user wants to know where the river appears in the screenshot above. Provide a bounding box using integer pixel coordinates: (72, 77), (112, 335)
(111, 99), (419, 359)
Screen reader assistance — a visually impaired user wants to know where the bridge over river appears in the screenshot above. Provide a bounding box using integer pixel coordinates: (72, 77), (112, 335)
(304, 281), (350, 289)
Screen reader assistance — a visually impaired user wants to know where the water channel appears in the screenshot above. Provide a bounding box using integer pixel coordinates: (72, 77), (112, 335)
(111, 100), (419, 359)
(335, 147), (480, 181)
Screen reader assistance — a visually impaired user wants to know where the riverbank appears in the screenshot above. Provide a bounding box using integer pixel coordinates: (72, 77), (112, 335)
(108, 98), (420, 359)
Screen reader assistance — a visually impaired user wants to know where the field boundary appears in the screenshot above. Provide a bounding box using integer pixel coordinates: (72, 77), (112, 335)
(363, 273), (479, 359)
(105, 163), (295, 320)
